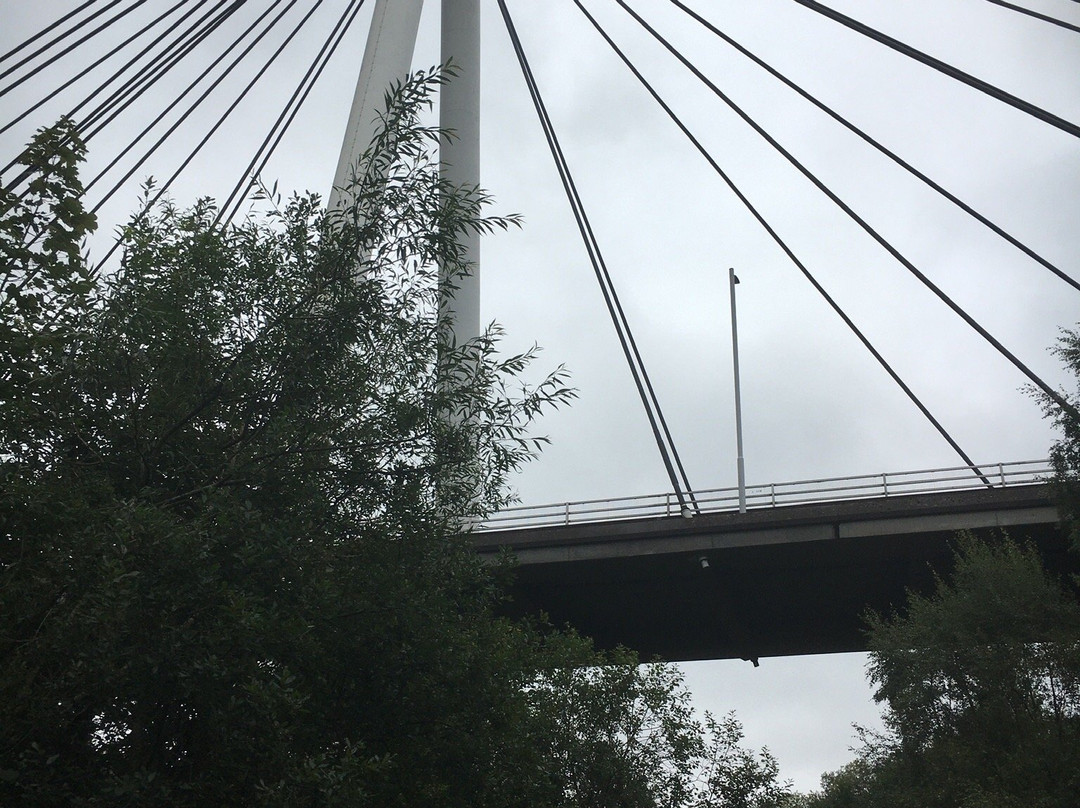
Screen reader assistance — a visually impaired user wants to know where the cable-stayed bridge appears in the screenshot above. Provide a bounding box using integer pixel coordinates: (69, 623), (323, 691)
(2, 1), (1078, 660)
(475, 460), (1064, 660)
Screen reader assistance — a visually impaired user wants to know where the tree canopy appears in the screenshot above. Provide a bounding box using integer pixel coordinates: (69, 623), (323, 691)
(0, 72), (792, 808)
(1045, 327), (1080, 552)
(801, 333), (1080, 807)
(801, 535), (1080, 808)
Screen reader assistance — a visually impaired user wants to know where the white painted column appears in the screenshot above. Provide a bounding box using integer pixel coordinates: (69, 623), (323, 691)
(329, 0), (424, 211)
(440, 0), (481, 345)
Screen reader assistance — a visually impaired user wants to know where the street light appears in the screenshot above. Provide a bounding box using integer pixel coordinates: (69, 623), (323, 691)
(729, 268), (746, 513)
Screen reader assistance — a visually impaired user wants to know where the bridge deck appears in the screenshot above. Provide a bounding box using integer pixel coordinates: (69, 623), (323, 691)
(475, 484), (1067, 661)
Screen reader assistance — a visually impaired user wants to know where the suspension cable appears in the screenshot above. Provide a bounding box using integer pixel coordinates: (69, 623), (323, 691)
(498, 0), (698, 510)
(0, 1), (234, 183)
(789, 0), (1080, 139)
(92, 1), (327, 271)
(575, 0), (990, 485)
(217, 0), (368, 225)
(70, 0), (228, 135)
(0, 0), (100, 67)
(89, 0), (314, 213)
(616, 0), (1080, 423)
(0, 0), (190, 139)
(2, 0), (238, 253)
(982, 0), (1080, 34)
(80, 1), (244, 140)
(85, 0), (292, 195)
(665, 0), (1079, 293)
(0, 0), (148, 96)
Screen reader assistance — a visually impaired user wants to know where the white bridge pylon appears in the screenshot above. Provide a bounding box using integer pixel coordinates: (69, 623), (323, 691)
(332, 0), (481, 347)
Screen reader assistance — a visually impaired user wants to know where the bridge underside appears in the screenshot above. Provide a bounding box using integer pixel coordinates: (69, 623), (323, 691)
(475, 485), (1070, 661)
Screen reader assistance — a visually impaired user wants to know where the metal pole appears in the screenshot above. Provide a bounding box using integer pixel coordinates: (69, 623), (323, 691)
(439, 0), (482, 525)
(440, 0), (482, 346)
(729, 268), (746, 513)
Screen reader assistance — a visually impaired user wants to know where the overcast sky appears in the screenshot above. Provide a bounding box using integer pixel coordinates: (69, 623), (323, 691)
(3, 0), (1079, 791)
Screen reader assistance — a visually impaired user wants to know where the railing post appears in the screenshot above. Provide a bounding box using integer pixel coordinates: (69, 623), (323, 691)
(564, 502), (570, 525)
(882, 473), (888, 497)
(999, 462), (1005, 487)
(770, 483), (776, 507)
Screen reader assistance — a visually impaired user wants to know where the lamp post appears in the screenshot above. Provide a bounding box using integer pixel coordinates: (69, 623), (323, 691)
(729, 268), (746, 513)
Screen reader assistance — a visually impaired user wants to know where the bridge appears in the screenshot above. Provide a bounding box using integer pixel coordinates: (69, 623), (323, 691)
(2, 3), (1078, 663)
(475, 460), (1068, 660)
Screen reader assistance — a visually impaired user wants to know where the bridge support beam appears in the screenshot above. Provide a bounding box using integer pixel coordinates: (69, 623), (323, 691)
(476, 485), (1067, 660)
(332, 0), (482, 347)
(329, 0), (424, 211)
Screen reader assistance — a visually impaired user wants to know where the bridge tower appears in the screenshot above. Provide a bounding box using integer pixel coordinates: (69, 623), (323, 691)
(331, 0), (481, 347)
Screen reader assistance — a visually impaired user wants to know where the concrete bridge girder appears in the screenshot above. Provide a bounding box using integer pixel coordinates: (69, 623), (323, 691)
(476, 485), (1067, 660)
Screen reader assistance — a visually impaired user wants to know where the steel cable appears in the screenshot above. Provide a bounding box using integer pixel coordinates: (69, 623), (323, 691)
(981, 0), (1080, 34)
(790, 0), (1080, 139)
(0, 0), (233, 183)
(577, 0), (990, 485)
(0, 0), (101, 67)
(217, 0), (368, 225)
(0, 0), (191, 139)
(498, 0), (699, 510)
(0, 0), (148, 96)
(665, 0), (1079, 292)
(3, 3), (244, 250)
(84, 0), (291, 195)
(93, 1), (327, 268)
(80, 1), (244, 140)
(616, 0), (1080, 422)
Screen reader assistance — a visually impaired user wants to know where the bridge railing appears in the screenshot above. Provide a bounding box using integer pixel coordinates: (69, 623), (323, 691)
(478, 459), (1053, 532)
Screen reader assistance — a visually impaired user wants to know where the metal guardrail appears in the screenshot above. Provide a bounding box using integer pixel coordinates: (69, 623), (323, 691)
(477, 459), (1053, 532)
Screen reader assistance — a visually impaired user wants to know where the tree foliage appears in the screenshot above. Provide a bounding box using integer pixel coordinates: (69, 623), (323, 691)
(1, 118), (98, 468)
(804, 536), (1080, 808)
(692, 713), (790, 808)
(0, 72), (790, 807)
(1044, 326), (1080, 551)
(525, 659), (792, 808)
(801, 328), (1080, 808)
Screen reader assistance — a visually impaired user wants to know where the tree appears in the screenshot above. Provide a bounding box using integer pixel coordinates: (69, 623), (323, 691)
(691, 713), (790, 808)
(1, 118), (97, 476)
(800, 328), (1080, 808)
(524, 655), (794, 808)
(0, 68), (562, 806)
(801, 536), (1080, 808)
(1043, 326), (1080, 551)
(0, 71), (791, 807)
